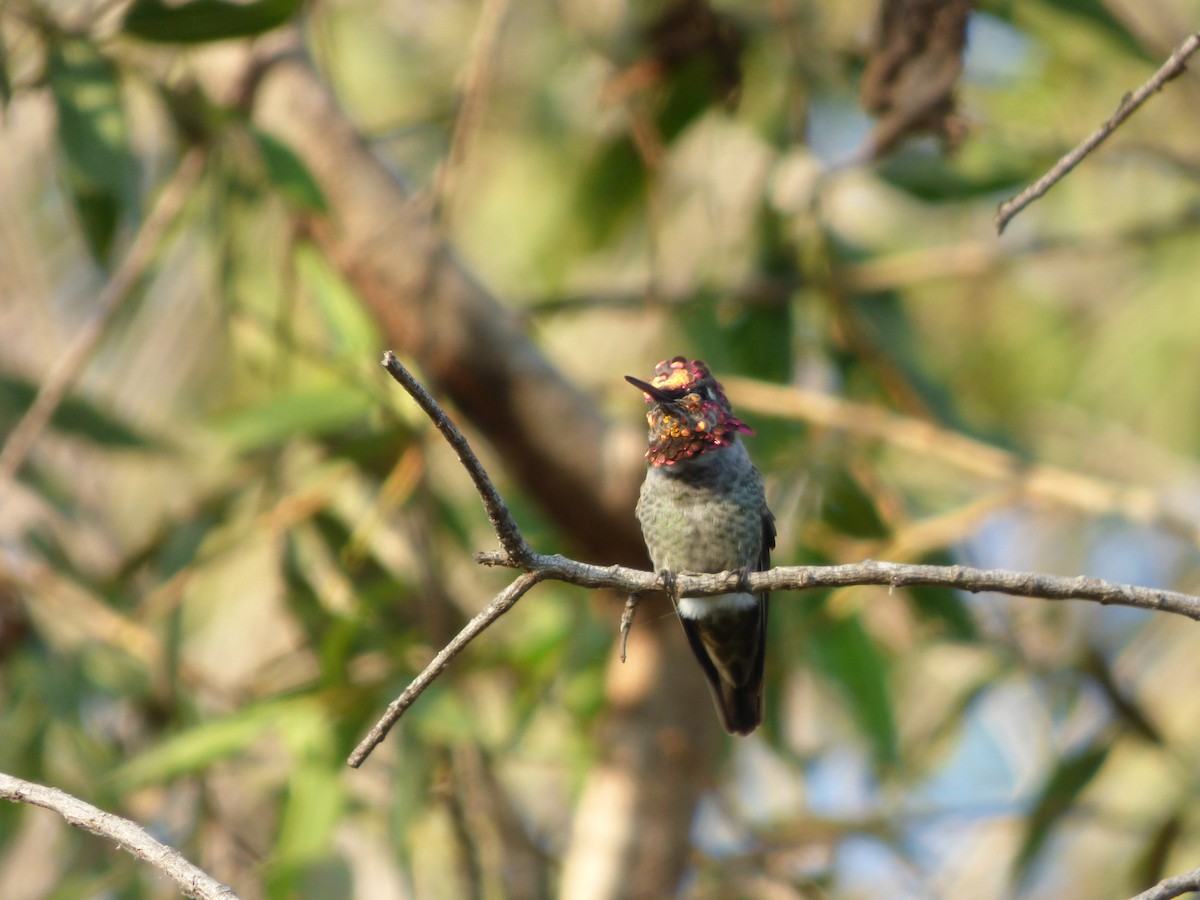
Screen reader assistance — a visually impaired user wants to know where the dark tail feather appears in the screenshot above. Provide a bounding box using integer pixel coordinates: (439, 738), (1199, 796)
(712, 676), (762, 736)
(679, 596), (768, 735)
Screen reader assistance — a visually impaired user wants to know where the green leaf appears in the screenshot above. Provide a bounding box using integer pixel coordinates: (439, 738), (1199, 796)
(820, 467), (889, 539)
(1034, 0), (1153, 62)
(908, 551), (978, 640)
(295, 244), (377, 353)
(250, 128), (328, 213)
(806, 610), (898, 766)
(112, 699), (316, 788)
(270, 705), (343, 881)
(908, 584), (978, 641)
(1013, 740), (1110, 884)
(0, 371), (156, 449)
(213, 385), (375, 452)
(46, 39), (134, 263)
(678, 293), (792, 385)
(0, 28), (11, 110)
(122, 0), (303, 44)
(875, 150), (1043, 204)
(272, 760), (345, 867)
(574, 136), (646, 247)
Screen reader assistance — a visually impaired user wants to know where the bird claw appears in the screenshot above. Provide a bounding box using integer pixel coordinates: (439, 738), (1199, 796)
(730, 565), (751, 593)
(658, 569), (678, 600)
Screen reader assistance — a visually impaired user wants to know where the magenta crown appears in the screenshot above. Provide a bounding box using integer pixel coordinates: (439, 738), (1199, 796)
(628, 356), (752, 466)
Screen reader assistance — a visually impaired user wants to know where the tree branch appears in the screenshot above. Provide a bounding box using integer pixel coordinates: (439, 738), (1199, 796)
(1131, 864), (1200, 900)
(0, 771), (239, 900)
(381, 351), (532, 564)
(348, 570), (542, 768)
(351, 355), (1200, 768)
(0, 148), (206, 486)
(995, 31), (1200, 234)
(474, 551), (1200, 621)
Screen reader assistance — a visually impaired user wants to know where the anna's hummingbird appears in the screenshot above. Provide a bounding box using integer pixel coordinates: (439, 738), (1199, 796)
(626, 356), (775, 735)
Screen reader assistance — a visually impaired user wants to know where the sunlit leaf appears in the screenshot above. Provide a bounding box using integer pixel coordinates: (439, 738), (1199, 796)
(269, 705), (344, 885)
(46, 39), (134, 263)
(113, 699), (318, 788)
(122, 0), (302, 44)
(213, 385), (375, 451)
(1035, 0), (1153, 61)
(295, 244), (379, 353)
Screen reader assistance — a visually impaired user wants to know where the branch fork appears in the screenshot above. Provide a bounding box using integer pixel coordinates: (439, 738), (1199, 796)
(354, 351), (1200, 771)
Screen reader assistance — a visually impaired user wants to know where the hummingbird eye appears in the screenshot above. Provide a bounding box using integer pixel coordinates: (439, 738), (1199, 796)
(685, 392), (701, 404)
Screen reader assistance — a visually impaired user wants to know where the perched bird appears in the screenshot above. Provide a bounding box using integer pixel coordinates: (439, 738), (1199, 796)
(626, 356), (775, 735)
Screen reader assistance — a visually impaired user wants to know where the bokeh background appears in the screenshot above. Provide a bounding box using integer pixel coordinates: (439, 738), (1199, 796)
(3, 0), (1200, 897)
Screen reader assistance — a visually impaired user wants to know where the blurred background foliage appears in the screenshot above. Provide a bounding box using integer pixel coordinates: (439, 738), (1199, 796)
(3, 0), (1200, 897)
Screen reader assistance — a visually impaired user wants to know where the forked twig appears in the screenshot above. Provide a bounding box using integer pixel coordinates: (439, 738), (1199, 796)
(996, 31), (1200, 234)
(353, 354), (1200, 771)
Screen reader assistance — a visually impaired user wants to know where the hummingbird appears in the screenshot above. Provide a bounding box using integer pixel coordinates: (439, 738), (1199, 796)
(626, 356), (775, 735)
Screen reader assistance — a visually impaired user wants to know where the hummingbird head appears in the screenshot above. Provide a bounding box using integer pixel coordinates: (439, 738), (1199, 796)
(625, 356), (752, 467)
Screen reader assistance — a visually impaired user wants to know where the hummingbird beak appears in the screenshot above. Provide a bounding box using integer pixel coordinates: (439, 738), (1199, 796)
(625, 375), (674, 403)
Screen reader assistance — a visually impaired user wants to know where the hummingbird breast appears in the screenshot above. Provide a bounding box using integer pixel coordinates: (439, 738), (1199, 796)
(635, 441), (766, 589)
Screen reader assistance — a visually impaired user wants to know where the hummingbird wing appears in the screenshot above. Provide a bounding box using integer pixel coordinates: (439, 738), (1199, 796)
(680, 509), (775, 735)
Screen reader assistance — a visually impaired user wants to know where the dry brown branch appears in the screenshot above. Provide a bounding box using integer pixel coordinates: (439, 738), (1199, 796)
(1131, 864), (1200, 900)
(0, 148), (205, 485)
(995, 31), (1200, 234)
(0, 771), (239, 900)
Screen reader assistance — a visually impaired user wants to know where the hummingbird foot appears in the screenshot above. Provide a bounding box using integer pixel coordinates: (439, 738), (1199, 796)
(730, 565), (752, 594)
(658, 568), (679, 602)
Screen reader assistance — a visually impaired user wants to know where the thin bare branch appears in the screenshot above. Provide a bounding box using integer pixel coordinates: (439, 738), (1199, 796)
(381, 351), (532, 564)
(348, 570), (541, 767)
(0, 148), (206, 485)
(1131, 865), (1200, 900)
(352, 360), (1200, 769)
(995, 31), (1200, 234)
(0, 771), (239, 900)
(619, 592), (640, 662)
(433, 0), (510, 225)
(476, 550), (1200, 622)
